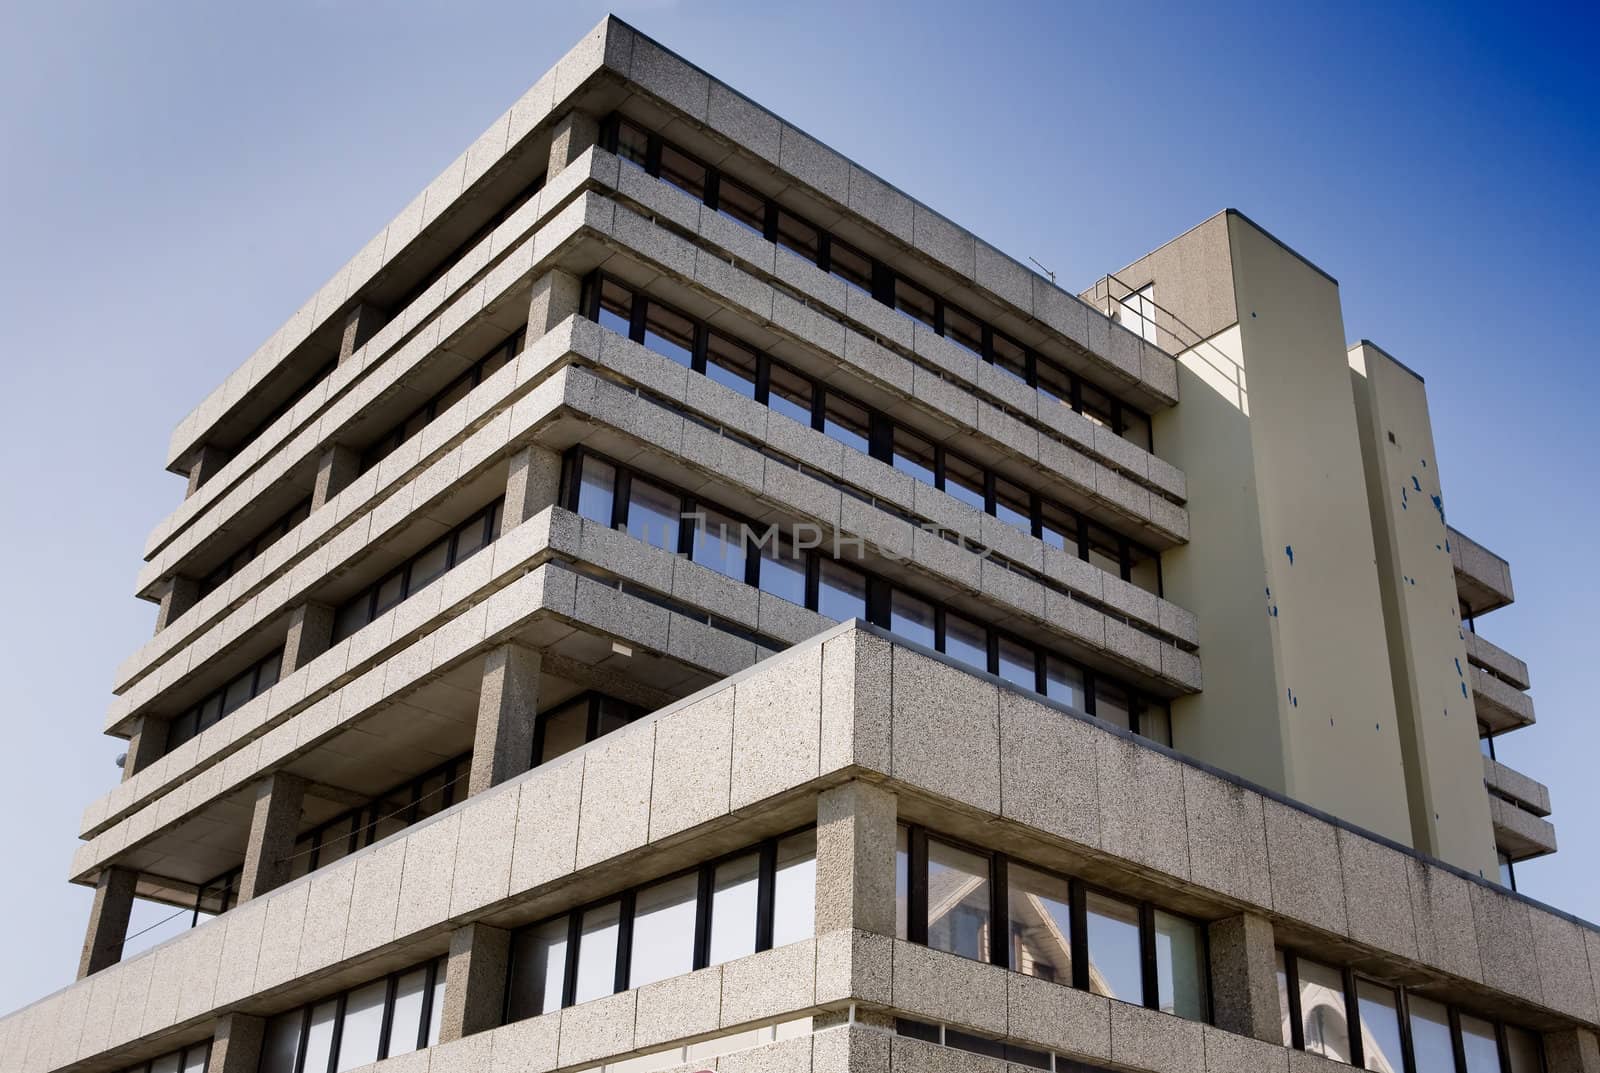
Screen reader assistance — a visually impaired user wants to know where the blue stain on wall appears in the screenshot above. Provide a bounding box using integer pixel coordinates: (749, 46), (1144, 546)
(1401, 486), (1409, 509)
(1431, 493), (1446, 526)
(1454, 657), (1463, 677)
(1285, 545), (1294, 564)
(1461, 681), (1469, 699)
(1412, 475), (1422, 491)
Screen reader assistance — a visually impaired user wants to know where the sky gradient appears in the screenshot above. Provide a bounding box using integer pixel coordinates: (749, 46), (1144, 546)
(0, 0), (1595, 1013)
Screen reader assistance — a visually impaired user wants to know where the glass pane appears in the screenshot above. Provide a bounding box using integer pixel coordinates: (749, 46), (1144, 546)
(889, 590), (936, 649)
(426, 962), (445, 1045)
(706, 334), (758, 398)
(943, 614), (988, 673)
(1356, 980), (1404, 1073)
(333, 598), (368, 643)
(993, 334), (1029, 382)
(994, 479), (1031, 533)
(629, 873), (698, 989)
(598, 279), (634, 338)
(718, 178), (766, 236)
(693, 508), (748, 582)
(643, 302), (695, 367)
(1045, 657), (1087, 711)
(627, 476), (681, 552)
(302, 999), (338, 1073)
(1409, 996), (1455, 1073)
(385, 967), (428, 1057)
(576, 457), (617, 526)
(1088, 539), (1121, 577)
(942, 453), (986, 512)
(574, 901), (622, 1003)
(895, 826), (909, 941)
(757, 534), (806, 606)
(822, 394), (870, 454)
(181, 1045), (208, 1073)
(539, 700), (589, 765)
(829, 240), (873, 295)
(996, 637), (1036, 691)
(775, 211), (820, 263)
(1153, 910), (1207, 1022)
(1085, 891), (1142, 1005)
(1040, 502), (1079, 554)
(262, 1011), (303, 1073)
(1461, 1015), (1500, 1073)
(1506, 1027), (1542, 1073)
(334, 979), (386, 1072)
(1137, 700), (1173, 747)
(198, 693), (223, 731)
(255, 651), (281, 693)
(1129, 543), (1161, 595)
(658, 144), (707, 201)
(409, 538), (451, 593)
(1007, 863), (1071, 984)
(434, 374), (473, 418)
(221, 670), (254, 715)
(614, 120), (649, 169)
(772, 829), (817, 947)
(893, 428), (937, 486)
(1277, 950), (1293, 1047)
(926, 839), (989, 962)
(943, 305), (983, 356)
(1095, 680), (1132, 731)
(893, 278), (937, 330)
(756, 366), (808, 434)
(1299, 958), (1352, 1063)
(595, 697), (641, 738)
(374, 570), (405, 616)
(1081, 382), (1115, 427)
(1121, 408), (1152, 451)
(817, 560), (866, 621)
(151, 1052), (181, 1073)
(509, 918), (569, 1021)
(710, 853), (760, 965)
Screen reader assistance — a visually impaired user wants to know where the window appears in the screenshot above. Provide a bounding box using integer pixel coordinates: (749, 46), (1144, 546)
(894, 277), (938, 330)
(1408, 996), (1454, 1073)
(1116, 284), (1159, 344)
(757, 532), (806, 607)
(991, 333), (1029, 383)
(1297, 957), (1351, 1063)
(942, 452), (986, 512)
(890, 590), (937, 649)
(994, 478), (1031, 533)
(893, 428), (938, 486)
(258, 960), (444, 1073)
(717, 177), (766, 236)
(643, 301), (696, 367)
(289, 754), (469, 877)
(706, 333), (758, 398)
(507, 830), (816, 1019)
(942, 613), (987, 673)
(1040, 501), (1080, 555)
(996, 637), (1036, 691)
(575, 455), (618, 526)
(1044, 657), (1087, 711)
(693, 507), (749, 582)
(658, 145), (707, 201)
(822, 393), (870, 454)
(197, 498), (312, 599)
(943, 305), (984, 356)
(533, 694), (646, 767)
(827, 239), (873, 295)
(1093, 679), (1132, 732)
(775, 211), (820, 263)
(1460, 1015), (1500, 1073)
(613, 119), (650, 169)
(765, 363), (814, 426)
(627, 476), (682, 552)
(597, 278), (634, 338)
(166, 649), (285, 751)
(1356, 980), (1404, 1073)
(902, 825), (1208, 1022)
(121, 1043), (211, 1073)
(817, 559), (867, 621)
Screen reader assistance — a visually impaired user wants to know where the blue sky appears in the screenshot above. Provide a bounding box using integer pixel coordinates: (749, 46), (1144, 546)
(0, 0), (1595, 1011)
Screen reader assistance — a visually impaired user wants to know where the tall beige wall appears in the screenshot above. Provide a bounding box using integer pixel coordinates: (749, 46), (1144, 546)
(1349, 342), (1501, 877)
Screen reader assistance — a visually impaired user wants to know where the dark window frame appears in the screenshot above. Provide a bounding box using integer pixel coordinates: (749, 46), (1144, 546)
(263, 957), (444, 1073)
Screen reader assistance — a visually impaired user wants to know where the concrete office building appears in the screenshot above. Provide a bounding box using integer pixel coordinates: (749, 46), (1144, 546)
(0, 16), (1585, 1073)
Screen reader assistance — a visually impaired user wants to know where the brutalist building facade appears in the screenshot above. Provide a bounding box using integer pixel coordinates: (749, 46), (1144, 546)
(3, 16), (1588, 1073)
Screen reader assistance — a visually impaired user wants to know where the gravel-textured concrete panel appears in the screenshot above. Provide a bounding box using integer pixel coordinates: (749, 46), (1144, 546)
(1336, 830), (1417, 960)
(296, 862), (357, 976)
(1109, 1001), (1205, 1073)
(450, 784), (520, 916)
(998, 692), (1099, 849)
(816, 781), (899, 936)
(212, 897), (269, 1006)
(1263, 799), (1347, 936)
(576, 724), (656, 870)
(890, 647), (1000, 813)
(650, 687), (735, 841)
(634, 965), (723, 1049)
(429, 1029), (493, 1073)
(1007, 971), (1112, 1060)
(487, 1011), (559, 1073)
(557, 990), (638, 1068)
(394, 812), (462, 938)
(891, 941), (1007, 1036)
(731, 650), (822, 810)
(1469, 883), (1541, 1004)
(343, 839), (407, 959)
(138, 942), (185, 1036)
(1097, 733), (1189, 880)
(814, 928), (894, 1007)
(253, 881), (311, 991)
(1203, 1025), (1289, 1073)
(890, 1035), (1006, 1073)
(812, 1025), (887, 1073)
(1530, 911), (1600, 1023)
(719, 1035), (815, 1073)
(720, 939), (816, 1027)
(1405, 859), (1482, 983)
(1182, 768), (1270, 909)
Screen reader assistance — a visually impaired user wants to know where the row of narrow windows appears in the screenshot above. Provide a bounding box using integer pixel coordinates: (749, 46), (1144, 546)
(601, 114), (1155, 453)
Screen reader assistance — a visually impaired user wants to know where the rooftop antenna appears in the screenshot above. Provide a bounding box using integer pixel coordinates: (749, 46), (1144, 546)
(1028, 256), (1057, 285)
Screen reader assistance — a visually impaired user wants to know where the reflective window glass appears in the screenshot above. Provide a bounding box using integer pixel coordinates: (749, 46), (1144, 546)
(334, 979), (387, 1072)
(598, 279), (633, 338)
(890, 590), (936, 649)
(384, 968), (428, 1058)
(718, 177), (766, 236)
(1506, 1027), (1543, 1073)
(710, 853), (760, 965)
(1045, 657), (1087, 711)
(994, 478), (1031, 533)
(893, 278), (937, 330)
(943, 613), (988, 673)
(1095, 680), (1132, 732)
(772, 829), (817, 947)
(455, 508), (491, 561)
(893, 429), (937, 486)
(942, 453), (986, 512)
(822, 394), (870, 454)
(706, 333), (758, 398)
(992, 334), (1029, 382)
(766, 363), (814, 426)
(181, 1046), (208, 1073)
(426, 967), (445, 1046)
(775, 211), (820, 264)
(1153, 910), (1207, 1022)
(151, 1052), (181, 1073)
(1007, 863), (1071, 984)
(1040, 501), (1080, 554)
(1461, 1015), (1500, 1073)
(895, 826), (910, 941)
(627, 476), (681, 552)
(508, 917), (569, 1020)
(629, 873), (698, 989)
(538, 700), (588, 765)
(943, 306), (984, 356)
(221, 670), (254, 715)
(374, 570), (405, 616)
(1085, 891), (1143, 1005)
(409, 538), (451, 593)
(1409, 996), (1455, 1073)
(261, 1014), (302, 1073)
(1277, 950), (1293, 1047)
(693, 508), (748, 582)
(302, 999), (338, 1073)
(574, 901), (622, 1003)
(926, 839), (989, 962)
(576, 457), (617, 526)
(996, 637), (1036, 690)
(757, 534), (807, 607)
(658, 145), (707, 201)
(828, 241), (873, 295)
(817, 559), (866, 621)
(1356, 980), (1404, 1073)
(1298, 958), (1352, 1063)
(614, 121), (650, 169)
(642, 302), (695, 367)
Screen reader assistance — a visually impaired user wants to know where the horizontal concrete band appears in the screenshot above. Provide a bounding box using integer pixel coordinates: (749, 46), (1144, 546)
(1462, 631), (1530, 691)
(1490, 797), (1558, 859)
(28, 624), (1600, 1073)
(1483, 756), (1551, 817)
(116, 312), (1198, 741)
(166, 15), (1176, 475)
(141, 166), (1185, 618)
(1472, 665), (1536, 730)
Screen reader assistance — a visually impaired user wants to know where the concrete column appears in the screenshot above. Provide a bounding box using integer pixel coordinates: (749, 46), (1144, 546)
(186, 443), (229, 498)
(438, 923), (511, 1042)
(121, 715), (169, 781)
(282, 602), (335, 675)
(339, 303), (389, 366)
(77, 866), (137, 978)
(237, 773), (307, 902)
(815, 781), (899, 936)
(468, 643), (541, 796)
(207, 1013), (266, 1073)
(1207, 912), (1281, 1043)
(547, 111), (599, 178)
(155, 574), (200, 634)
(500, 445), (562, 538)
(311, 444), (360, 511)
(1545, 1030), (1600, 1073)
(527, 268), (583, 337)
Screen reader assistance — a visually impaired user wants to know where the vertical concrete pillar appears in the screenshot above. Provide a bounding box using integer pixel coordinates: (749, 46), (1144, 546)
(155, 574), (200, 634)
(339, 303), (388, 366)
(1545, 1030), (1600, 1073)
(527, 268), (583, 337)
(237, 773), (307, 902)
(77, 866), (137, 978)
(207, 1013), (266, 1073)
(186, 443), (229, 498)
(311, 444), (360, 511)
(547, 111), (599, 178)
(438, 923), (511, 1042)
(815, 781), (899, 936)
(1208, 912), (1281, 1043)
(468, 643), (541, 796)
(500, 445), (562, 538)
(282, 602), (335, 675)
(121, 715), (169, 781)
